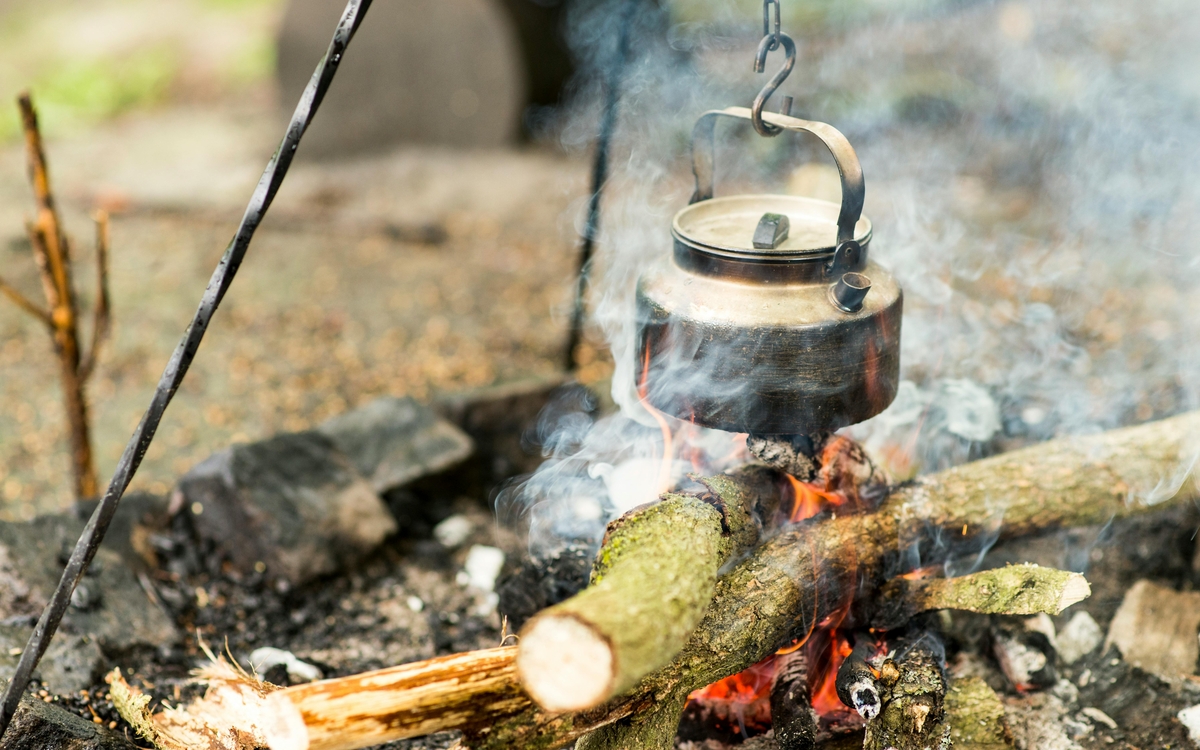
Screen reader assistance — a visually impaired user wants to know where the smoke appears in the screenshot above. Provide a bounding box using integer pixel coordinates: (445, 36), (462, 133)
(501, 0), (1200, 555)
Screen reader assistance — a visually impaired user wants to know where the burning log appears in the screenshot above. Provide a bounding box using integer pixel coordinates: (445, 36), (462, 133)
(862, 631), (949, 750)
(516, 471), (775, 712)
(867, 563), (1091, 630)
(264, 409), (1198, 750)
(771, 648), (819, 749)
(835, 639), (882, 721)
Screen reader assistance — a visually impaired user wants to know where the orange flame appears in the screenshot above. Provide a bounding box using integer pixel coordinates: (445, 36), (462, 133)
(638, 339), (675, 495)
(785, 474), (848, 523)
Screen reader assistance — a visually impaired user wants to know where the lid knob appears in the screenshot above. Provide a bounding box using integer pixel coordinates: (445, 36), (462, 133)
(752, 212), (790, 249)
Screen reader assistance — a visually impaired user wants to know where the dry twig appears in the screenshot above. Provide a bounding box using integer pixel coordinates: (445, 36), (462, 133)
(0, 93), (112, 500)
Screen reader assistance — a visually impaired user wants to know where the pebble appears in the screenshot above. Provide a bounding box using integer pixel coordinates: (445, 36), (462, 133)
(433, 514), (473, 548)
(1058, 611), (1103, 664)
(459, 545), (505, 593)
(1179, 704), (1200, 745)
(406, 595), (425, 612)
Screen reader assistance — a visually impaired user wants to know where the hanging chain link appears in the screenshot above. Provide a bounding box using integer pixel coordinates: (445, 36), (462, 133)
(761, 0), (781, 51)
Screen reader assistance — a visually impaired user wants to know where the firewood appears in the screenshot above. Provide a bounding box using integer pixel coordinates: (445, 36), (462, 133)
(516, 470), (777, 712)
(862, 631), (949, 750)
(264, 409), (1200, 750)
(836, 639), (882, 720)
(771, 648), (819, 749)
(264, 648), (528, 750)
(867, 564), (1091, 630)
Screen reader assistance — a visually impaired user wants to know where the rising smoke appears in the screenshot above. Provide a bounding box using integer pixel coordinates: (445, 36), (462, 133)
(501, 0), (1200, 556)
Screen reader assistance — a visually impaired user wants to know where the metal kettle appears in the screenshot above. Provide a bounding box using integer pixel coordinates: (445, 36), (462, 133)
(635, 107), (902, 437)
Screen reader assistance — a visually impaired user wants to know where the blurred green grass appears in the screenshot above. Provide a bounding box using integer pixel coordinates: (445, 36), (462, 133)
(0, 0), (283, 140)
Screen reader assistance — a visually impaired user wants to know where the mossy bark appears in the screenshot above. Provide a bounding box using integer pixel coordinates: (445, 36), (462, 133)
(516, 470), (776, 709)
(944, 676), (1011, 749)
(869, 564), (1090, 629)
(470, 410), (1200, 750)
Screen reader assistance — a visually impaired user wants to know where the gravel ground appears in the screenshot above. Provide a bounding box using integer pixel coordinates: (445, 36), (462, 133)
(0, 106), (601, 517)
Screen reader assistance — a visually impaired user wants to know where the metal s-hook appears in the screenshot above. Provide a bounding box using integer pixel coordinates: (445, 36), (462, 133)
(751, 32), (796, 137)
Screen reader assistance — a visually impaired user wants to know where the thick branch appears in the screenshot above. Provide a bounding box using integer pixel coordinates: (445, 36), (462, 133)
(516, 471), (773, 712)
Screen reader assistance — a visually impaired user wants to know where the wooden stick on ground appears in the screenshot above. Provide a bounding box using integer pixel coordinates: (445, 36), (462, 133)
(0, 92), (112, 501)
(265, 648), (528, 750)
(263, 409), (1200, 750)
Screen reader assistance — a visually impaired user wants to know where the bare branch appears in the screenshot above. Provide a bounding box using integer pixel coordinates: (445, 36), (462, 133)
(79, 210), (111, 381)
(0, 276), (52, 327)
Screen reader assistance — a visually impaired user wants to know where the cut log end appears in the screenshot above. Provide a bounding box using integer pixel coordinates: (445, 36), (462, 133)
(517, 614), (615, 712)
(1058, 574), (1091, 613)
(263, 693), (310, 750)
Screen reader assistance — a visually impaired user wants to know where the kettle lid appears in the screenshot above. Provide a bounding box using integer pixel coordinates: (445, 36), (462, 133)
(673, 193), (871, 260)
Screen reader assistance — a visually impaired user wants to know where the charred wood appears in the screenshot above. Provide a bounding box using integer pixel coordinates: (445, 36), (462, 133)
(836, 639), (881, 721)
(771, 649), (818, 749)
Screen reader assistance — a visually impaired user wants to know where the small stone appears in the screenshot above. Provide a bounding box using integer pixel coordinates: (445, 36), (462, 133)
(1057, 611), (1102, 664)
(406, 596), (424, 612)
(318, 396), (473, 495)
(1179, 704), (1200, 745)
(0, 677), (135, 749)
(462, 545), (505, 593)
(174, 432), (397, 585)
(433, 515), (473, 548)
(1105, 579), (1200, 680)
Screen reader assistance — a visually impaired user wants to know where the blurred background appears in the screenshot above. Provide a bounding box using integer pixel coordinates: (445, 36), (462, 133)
(0, 0), (1197, 519)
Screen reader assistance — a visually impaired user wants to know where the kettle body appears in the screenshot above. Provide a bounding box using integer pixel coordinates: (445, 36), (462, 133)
(635, 107), (902, 436)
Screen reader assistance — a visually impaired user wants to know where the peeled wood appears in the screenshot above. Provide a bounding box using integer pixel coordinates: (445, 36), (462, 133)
(263, 410), (1200, 750)
(516, 471), (773, 712)
(264, 648), (527, 750)
(869, 564), (1091, 630)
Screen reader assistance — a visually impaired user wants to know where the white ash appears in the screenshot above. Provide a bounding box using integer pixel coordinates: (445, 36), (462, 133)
(1057, 611), (1102, 664)
(846, 678), (881, 719)
(249, 647), (322, 683)
(433, 514), (474, 548)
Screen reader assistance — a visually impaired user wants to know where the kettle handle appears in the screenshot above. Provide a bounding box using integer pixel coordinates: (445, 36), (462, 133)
(689, 107), (865, 245)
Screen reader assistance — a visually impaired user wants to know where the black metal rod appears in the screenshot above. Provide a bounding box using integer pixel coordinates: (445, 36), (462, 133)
(0, 0), (373, 736)
(564, 0), (640, 371)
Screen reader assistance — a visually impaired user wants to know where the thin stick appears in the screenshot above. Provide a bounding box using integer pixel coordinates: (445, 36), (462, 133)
(17, 95), (96, 500)
(0, 276), (51, 326)
(564, 0), (638, 371)
(0, 0), (376, 740)
(78, 210), (111, 381)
